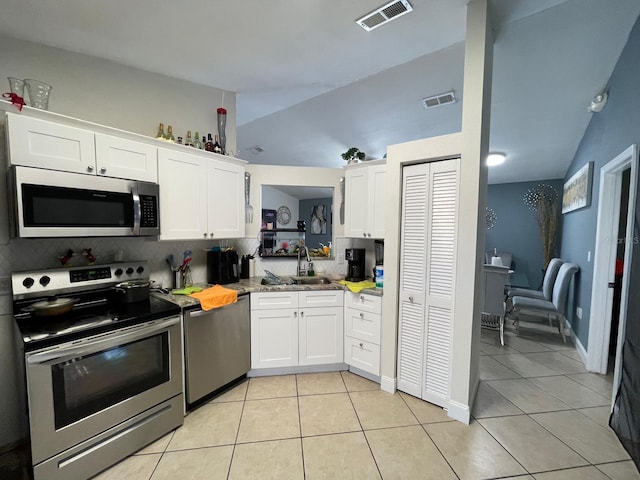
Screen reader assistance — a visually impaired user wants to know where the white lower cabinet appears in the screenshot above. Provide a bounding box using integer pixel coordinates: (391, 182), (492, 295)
(344, 292), (382, 376)
(299, 307), (343, 366)
(250, 291), (344, 369)
(251, 308), (298, 368)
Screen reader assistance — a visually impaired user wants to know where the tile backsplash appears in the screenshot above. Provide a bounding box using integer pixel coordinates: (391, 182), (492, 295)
(0, 235), (382, 314)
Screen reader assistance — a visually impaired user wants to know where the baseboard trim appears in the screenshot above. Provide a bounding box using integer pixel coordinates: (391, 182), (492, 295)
(348, 366), (380, 384)
(447, 400), (471, 424)
(572, 330), (589, 367)
(380, 375), (396, 394)
(248, 363), (348, 377)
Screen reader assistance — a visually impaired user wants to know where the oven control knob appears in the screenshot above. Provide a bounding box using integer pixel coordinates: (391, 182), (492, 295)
(126, 267), (134, 275)
(114, 268), (123, 276)
(39, 276), (51, 287)
(23, 277), (34, 289)
(136, 266), (144, 274)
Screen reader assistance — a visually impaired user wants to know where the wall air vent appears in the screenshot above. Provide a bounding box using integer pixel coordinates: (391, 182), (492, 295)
(357, 0), (413, 32)
(422, 91), (456, 109)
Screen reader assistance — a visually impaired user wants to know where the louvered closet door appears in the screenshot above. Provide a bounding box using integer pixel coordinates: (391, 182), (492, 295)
(397, 163), (429, 397)
(397, 158), (459, 409)
(421, 159), (459, 406)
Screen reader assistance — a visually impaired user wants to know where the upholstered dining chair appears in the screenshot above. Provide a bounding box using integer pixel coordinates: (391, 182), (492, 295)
(507, 258), (564, 316)
(509, 263), (580, 343)
(481, 265), (510, 346)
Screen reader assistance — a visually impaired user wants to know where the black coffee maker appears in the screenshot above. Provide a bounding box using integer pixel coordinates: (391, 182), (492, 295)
(345, 248), (366, 281)
(207, 250), (239, 285)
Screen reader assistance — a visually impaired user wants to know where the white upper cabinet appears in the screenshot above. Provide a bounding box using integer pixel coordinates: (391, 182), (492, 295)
(6, 113), (96, 174)
(158, 148), (245, 240)
(6, 113), (159, 182)
(206, 159), (245, 239)
(158, 149), (208, 240)
(344, 161), (386, 239)
(94, 133), (158, 182)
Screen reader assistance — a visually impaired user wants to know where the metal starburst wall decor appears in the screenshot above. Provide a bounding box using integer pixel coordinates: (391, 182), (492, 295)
(485, 207), (497, 230)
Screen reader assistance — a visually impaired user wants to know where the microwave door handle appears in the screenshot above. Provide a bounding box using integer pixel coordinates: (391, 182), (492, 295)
(26, 317), (179, 366)
(132, 185), (141, 236)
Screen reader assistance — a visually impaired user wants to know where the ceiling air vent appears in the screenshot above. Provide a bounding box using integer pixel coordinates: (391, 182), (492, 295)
(357, 0), (413, 32)
(422, 91), (456, 109)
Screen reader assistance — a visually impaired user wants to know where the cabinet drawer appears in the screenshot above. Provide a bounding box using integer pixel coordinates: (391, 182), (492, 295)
(251, 292), (298, 310)
(299, 290), (344, 308)
(344, 337), (380, 376)
(345, 291), (381, 313)
(345, 308), (380, 345)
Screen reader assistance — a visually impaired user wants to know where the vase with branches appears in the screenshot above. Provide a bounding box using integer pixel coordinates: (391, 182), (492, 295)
(523, 184), (560, 267)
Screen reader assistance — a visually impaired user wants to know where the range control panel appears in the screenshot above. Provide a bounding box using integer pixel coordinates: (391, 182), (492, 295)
(11, 261), (149, 298)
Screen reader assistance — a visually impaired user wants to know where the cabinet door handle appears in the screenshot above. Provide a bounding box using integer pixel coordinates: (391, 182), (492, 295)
(99, 167), (107, 174)
(203, 233), (207, 238)
(87, 165), (94, 172)
(209, 233), (214, 238)
(360, 295), (365, 302)
(359, 312), (364, 318)
(409, 296), (414, 303)
(300, 311), (304, 318)
(362, 233), (366, 237)
(359, 342), (364, 348)
(367, 233), (371, 237)
(294, 311), (297, 318)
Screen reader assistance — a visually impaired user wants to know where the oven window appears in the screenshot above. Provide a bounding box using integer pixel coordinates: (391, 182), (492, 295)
(22, 184), (133, 227)
(51, 333), (169, 429)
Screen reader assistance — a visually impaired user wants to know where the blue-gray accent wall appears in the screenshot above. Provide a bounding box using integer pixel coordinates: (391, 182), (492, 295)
(560, 14), (640, 347)
(486, 179), (564, 289)
(299, 197), (333, 249)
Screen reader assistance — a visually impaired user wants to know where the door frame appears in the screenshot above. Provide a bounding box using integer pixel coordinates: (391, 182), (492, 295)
(586, 145), (637, 381)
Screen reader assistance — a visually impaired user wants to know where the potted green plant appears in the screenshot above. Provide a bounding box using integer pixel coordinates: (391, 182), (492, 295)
(341, 147), (365, 165)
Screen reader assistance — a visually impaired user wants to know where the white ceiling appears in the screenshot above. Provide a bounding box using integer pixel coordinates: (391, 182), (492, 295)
(0, 0), (638, 183)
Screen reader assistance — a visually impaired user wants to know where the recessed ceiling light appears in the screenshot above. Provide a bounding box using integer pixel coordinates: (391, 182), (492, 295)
(487, 153), (506, 167)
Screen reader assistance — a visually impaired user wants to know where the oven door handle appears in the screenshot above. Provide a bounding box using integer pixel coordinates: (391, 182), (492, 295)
(26, 316), (180, 365)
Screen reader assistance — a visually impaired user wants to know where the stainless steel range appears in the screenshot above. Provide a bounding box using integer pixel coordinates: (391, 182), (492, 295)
(12, 261), (184, 480)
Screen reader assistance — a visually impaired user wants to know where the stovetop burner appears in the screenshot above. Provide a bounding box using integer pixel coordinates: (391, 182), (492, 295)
(12, 261), (180, 352)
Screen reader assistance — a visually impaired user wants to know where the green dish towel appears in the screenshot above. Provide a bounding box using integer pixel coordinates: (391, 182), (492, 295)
(338, 280), (376, 293)
(171, 286), (203, 295)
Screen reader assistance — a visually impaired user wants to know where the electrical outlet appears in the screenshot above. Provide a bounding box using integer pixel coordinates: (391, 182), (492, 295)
(576, 306), (583, 319)
(0, 276), (11, 296)
(337, 253), (345, 265)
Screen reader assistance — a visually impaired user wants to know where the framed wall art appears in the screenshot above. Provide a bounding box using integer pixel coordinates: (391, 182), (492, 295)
(562, 162), (593, 214)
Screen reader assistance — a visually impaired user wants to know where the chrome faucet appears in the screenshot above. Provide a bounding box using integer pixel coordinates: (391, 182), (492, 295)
(297, 242), (311, 276)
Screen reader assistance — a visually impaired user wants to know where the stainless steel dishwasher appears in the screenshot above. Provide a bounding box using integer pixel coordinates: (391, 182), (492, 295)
(184, 294), (250, 405)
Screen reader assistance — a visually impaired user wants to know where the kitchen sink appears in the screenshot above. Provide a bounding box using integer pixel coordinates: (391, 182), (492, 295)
(287, 276), (332, 285)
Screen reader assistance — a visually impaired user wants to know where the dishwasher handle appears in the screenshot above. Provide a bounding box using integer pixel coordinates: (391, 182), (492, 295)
(188, 295), (248, 318)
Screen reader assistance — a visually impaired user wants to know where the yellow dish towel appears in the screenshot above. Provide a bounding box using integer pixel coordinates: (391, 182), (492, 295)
(338, 280), (377, 293)
(189, 285), (238, 311)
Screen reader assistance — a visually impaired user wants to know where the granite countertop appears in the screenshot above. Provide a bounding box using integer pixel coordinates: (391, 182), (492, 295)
(155, 277), (382, 310)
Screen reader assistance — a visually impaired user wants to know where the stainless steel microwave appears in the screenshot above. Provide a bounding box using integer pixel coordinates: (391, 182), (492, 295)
(9, 166), (160, 238)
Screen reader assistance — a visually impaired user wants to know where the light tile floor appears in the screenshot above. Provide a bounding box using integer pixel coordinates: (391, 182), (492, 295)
(92, 324), (639, 480)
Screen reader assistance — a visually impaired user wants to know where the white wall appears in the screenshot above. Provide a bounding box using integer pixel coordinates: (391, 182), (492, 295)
(0, 34), (237, 155)
(261, 186), (300, 229)
(381, 0), (493, 424)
